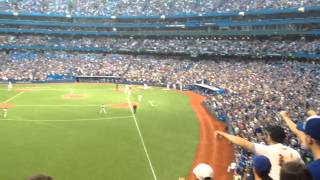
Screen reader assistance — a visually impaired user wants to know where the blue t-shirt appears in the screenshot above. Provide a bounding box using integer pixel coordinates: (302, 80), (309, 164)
(308, 159), (320, 180)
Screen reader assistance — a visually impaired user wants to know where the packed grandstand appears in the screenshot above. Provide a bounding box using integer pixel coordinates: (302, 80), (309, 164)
(1, 0), (320, 15)
(0, 0), (320, 180)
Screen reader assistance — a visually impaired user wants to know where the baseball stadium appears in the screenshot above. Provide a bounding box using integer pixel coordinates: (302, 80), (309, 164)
(0, 1), (320, 180)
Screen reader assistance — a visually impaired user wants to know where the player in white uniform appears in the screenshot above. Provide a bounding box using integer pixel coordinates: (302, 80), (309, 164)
(7, 81), (12, 91)
(138, 95), (143, 102)
(166, 83), (170, 90)
(2, 108), (8, 119)
(99, 104), (107, 114)
(144, 84), (148, 90)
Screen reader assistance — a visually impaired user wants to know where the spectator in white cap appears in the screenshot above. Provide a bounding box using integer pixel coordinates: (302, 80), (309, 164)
(193, 163), (214, 180)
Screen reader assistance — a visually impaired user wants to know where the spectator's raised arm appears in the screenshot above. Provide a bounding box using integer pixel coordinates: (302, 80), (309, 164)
(215, 131), (254, 152)
(279, 111), (305, 140)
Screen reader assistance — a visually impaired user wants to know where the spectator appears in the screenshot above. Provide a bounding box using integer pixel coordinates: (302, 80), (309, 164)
(216, 125), (303, 180)
(279, 111), (320, 180)
(280, 161), (312, 180)
(178, 163), (213, 180)
(193, 163), (214, 180)
(26, 173), (53, 180)
(253, 155), (273, 180)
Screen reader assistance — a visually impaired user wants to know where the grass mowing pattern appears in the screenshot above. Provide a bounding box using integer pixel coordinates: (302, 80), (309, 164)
(0, 84), (199, 180)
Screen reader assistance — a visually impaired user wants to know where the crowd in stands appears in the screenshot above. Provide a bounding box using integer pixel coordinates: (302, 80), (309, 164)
(1, 0), (320, 16)
(0, 52), (129, 81)
(1, 1), (319, 179)
(1, 51), (319, 179)
(203, 59), (319, 178)
(1, 35), (320, 55)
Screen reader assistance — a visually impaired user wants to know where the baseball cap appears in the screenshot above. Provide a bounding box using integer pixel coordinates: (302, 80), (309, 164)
(252, 156), (272, 175)
(297, 116), (320, 141)
(193, 163), (214, 179)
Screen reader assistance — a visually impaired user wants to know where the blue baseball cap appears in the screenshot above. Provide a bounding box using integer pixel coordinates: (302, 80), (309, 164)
(297, 116), (320, 141)
(252, 156), (271, 175)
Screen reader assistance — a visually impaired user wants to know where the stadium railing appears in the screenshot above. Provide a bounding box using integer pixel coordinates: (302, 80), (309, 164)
(0, 28), (320, 37)
(0, 18), (318, 29)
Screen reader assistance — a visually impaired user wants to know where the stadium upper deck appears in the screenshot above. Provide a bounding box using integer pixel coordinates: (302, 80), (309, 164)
(0, 7), (319, 37)
(1, 0), (320, 16)
(0, 1), (319, 59)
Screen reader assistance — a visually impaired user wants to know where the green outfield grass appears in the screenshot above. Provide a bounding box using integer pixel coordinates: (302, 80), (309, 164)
(0, 83), (199, 180)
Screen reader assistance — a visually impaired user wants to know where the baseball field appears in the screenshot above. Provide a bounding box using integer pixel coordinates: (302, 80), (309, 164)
(0, 83), (202, 180)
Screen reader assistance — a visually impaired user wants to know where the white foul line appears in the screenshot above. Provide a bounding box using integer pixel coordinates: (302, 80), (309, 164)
(2, 91), (24, 103)
(16, 104), (114, 107)
(127, 95), (158, 180)
(4, 115), (63, 128)
(16, 104), (100, 107)
(2, 115), (133, 122)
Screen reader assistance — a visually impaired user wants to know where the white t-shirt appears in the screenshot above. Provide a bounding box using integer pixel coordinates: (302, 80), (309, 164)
(253, 143), (303, 180)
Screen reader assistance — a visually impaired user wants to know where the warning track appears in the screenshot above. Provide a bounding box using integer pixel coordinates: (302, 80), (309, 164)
(183, 91), (234, 180)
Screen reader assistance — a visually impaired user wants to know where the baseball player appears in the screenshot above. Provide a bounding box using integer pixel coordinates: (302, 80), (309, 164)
(7, 81), (12, 91)
(2, 108), (8, 119)
(99, 104), (107, 114)
(133, 104), (138, 114)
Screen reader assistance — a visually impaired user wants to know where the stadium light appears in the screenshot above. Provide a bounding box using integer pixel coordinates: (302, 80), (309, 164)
(239, 11), (245, 16)
(298, 7), (305, 13)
